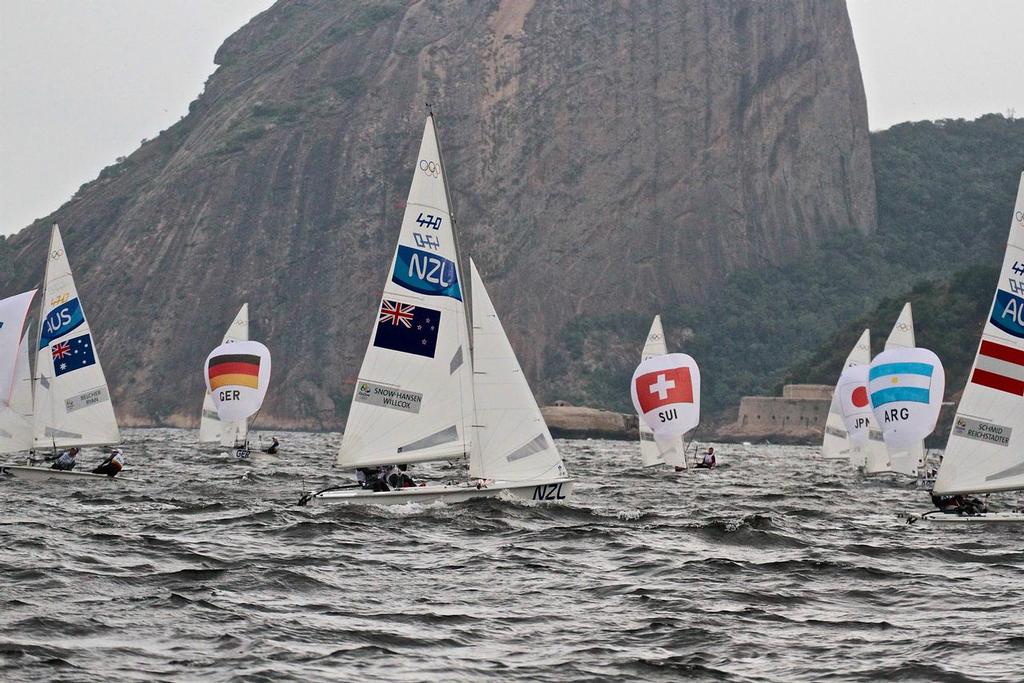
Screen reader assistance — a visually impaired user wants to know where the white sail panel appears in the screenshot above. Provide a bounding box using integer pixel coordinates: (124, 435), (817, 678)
(0, 309), (36, 454)
(638, 315), (685, 468)
(878, 302), (925, 475)
(336, 115), (475, 468)
(935, 173), (1024, 494)
(32, 225), (120, 448)
(822, 329), (870, 461)
(0, 290), (36, 404)
(199, 303), (249, 444)
(470, 261), (568, 483)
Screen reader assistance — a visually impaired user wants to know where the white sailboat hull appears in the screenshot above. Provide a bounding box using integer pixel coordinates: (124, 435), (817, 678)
(302, 478), (574, 507)
(901, 510), (1024, 524)
(0, 464), (133, 482)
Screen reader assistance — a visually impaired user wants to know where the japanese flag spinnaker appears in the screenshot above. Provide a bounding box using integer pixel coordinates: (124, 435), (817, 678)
(836, 364), (873, 445)
(868, 347), (944, 450)
(204, 340), (272, 423)
(630, 353), (700, 439)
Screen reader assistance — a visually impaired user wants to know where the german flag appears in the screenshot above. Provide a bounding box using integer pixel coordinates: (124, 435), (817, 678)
(208, 353), (261, 390)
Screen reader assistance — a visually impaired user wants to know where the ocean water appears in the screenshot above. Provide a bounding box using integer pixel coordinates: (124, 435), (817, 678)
(1, 428), (1022, 682)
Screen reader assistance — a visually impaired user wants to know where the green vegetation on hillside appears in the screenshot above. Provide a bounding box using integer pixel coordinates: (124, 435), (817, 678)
(542, 114), (1024, 419)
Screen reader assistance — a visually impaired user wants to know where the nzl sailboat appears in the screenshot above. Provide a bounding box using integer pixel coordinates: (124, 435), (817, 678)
(912, 173), (1024, 523)
(638, 315), (687, 471)
(1, 224), (123, 481)
(198, 303), (250, 448)
(300, 115), (571, 506)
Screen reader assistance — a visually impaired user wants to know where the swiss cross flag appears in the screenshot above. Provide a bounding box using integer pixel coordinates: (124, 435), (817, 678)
(635, 367), (694, 413)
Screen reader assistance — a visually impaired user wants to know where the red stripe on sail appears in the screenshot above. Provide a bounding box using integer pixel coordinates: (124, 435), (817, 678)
(208, 362), (260, 379)
(979, 340), (1024, 366)
(971, 368), (1024, 396)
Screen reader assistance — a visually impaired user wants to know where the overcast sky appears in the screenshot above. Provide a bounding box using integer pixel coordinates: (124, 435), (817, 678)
(2, 0), (1022, 236)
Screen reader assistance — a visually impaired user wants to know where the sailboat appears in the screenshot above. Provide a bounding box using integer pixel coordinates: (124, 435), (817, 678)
(863, 303), (926, 478)
(198, 303), (249, 448)
(300, 114), (572, 506)
(913, 173), (1024, 523)
(0, 290), (37, 455)
(638, 315), (687, 470)
(822, 328), (877, 466)
(1, 224), (123, 481)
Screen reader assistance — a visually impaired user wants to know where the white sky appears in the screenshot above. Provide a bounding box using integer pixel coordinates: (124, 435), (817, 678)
(1, 0), (1022, 236)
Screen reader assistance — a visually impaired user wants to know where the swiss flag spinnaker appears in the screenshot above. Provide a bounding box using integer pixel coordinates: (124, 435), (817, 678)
(631, 353), (700, 439)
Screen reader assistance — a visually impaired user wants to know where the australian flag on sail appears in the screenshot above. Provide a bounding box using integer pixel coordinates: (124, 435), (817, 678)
(373, 300), (441, 358)
(52, 333), (97, 377)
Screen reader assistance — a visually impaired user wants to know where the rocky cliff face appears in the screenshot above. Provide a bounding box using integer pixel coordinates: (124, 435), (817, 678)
(0, 0), (875, 428)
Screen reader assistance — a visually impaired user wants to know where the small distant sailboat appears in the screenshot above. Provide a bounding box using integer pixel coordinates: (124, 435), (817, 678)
(203, 337), (271, 458)
(863, 303), (926, 478)
(822, 328), (881, 467)
(300, 114), (571, 506)
(638, 315), (688, 470)
(0, 290), (37, 455)
(2, 224), (123, 481)
(913, 173), (1024, 523)
(198, 303), (249, 448)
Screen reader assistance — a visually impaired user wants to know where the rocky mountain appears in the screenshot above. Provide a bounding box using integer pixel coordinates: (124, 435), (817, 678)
(0, 0), (875, 428)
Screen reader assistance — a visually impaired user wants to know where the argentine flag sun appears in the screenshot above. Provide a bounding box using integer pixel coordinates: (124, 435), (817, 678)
(868, 347), (945, 451)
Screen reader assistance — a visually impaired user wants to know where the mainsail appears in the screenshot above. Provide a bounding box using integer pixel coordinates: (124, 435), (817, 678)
(336, 115), (475, 469)
(638, 315), (686, 468)
(0, 291), (37, 454)
(469, 260), (568, 483)
(868, 302), (926, 476)
(32, 225), (120, 448)
(933, 173), (1024, 495)
(199, 303), (249, 447)
(822, 329), (871, 464)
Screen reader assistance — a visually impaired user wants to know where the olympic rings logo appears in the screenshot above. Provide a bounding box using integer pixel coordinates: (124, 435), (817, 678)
(50, 249), (64, 261)
(648, 333), (662, 341)
(1016, 210), (1023, 224)
(896, 322), (911, 331)
(50, 293), (70, 306)
(419, 159), (440, 177)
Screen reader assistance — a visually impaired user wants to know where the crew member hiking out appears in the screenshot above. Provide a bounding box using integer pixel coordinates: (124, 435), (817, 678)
(697, 447), (717, 469)
(92, 449), (126, 477)
(50, 447), (79, 471)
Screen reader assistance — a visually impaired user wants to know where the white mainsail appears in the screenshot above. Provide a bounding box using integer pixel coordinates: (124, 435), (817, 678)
(336, 115), (475, 469)
(638, 315), (686, 468)
(822, 328), (871, 464)
(0, 291), (37, 454)
(934, 173), (1024, 495)
(32, 224), (120, 449)
(469, 260), (568, 483)
(865, 303), (924, 476)
(199, 303), (249, 447)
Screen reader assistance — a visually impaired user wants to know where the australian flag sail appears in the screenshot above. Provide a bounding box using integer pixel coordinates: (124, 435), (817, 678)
(51, 333), (97, 377)
(373, 300), (441, 358)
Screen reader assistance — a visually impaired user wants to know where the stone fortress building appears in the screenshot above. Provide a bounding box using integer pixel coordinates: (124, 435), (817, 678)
(718, 384), (833, 444)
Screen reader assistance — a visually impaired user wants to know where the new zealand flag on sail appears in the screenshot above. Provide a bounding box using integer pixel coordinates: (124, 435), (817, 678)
(52, 333), (97, 377)
(373, 300), (441, 358)
(39, 297), (85, 348)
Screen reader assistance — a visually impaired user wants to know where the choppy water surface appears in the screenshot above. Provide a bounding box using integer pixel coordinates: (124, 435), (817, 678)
(1, 429), (1022, 682)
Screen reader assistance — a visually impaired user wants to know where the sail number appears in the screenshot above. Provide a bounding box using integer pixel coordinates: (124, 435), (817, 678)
(532, 483), (566, 501)
(416, 213), (442, 230)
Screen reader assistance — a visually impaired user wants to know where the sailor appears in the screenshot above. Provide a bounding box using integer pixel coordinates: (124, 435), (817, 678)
(697, 447), (717, 469)
(50, 447), (79, 471)
(262, 437), (280, 455)
(930, 493), (986, 515)
(92, 448), (126, 477)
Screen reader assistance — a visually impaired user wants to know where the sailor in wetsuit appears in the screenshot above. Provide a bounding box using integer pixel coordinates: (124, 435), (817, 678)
(262, 437), (280, 455)
(92, 449), (126, 477)
(930, 493), (986, 515)
(696, 447), (717, 469)
(50, 447), (80, 471)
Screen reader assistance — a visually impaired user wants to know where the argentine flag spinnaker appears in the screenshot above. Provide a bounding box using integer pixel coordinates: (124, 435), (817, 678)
(868, 347), (945, 450)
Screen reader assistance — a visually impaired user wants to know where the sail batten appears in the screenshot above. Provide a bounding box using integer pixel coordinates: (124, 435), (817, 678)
(934, 173), (1024, 495)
